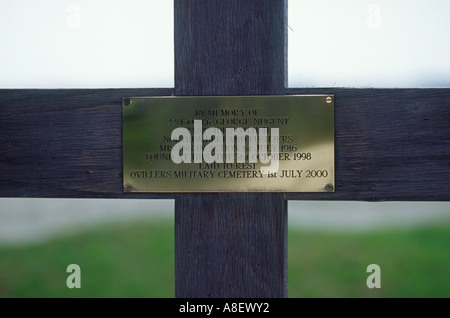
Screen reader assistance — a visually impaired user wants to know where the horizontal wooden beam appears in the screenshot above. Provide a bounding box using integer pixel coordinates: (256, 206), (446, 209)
(0, 88), (174, 199)
(1, 88), (449, 201)
(286, 88), (450, 201)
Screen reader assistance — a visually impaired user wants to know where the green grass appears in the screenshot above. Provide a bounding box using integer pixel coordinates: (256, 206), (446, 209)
(0, 220), (175, 298)
(0, 220), (448, 298)
(288, 224), (450, 298)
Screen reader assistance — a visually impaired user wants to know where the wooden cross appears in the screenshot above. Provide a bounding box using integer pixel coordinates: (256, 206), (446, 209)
(1, 0), (450, 298)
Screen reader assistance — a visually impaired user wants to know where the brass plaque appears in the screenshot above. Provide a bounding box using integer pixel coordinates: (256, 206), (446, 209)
(122, 95), (334, 192)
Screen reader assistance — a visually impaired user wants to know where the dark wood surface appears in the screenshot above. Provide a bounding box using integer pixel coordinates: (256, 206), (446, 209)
(0, 88), (174, 199)
(1, 3), (449, 204)
(175, 193), (287, 297)
(173, 0), (288, 298)
(174, 0), (287, 95)
(1, 88), (450, 201)
(285, 88), (450, 201)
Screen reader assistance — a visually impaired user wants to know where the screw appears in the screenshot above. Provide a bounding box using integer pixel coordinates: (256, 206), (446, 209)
(123, 98), (131, 107)
(325, 183), (334, 192)
(124, 183), (134, 192)
(325, 96), (333, 104)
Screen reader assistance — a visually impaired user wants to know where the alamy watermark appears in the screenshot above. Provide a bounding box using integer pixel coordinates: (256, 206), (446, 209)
(366, 264), (381, 288)
(170, 119), (280, 174)
(367, 4), (381, 29)
(66, 264), (81, 288)
(66, 4), (81, 29)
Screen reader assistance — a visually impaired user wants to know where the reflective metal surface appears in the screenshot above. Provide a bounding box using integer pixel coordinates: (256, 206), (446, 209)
(122, 95), (334, 192)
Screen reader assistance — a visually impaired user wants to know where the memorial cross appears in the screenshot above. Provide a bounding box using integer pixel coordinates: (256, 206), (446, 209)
(1, 0), (450, 298)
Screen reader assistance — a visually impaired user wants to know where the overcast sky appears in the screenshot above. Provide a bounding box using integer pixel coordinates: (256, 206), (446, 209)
(0, 0), (449, 88)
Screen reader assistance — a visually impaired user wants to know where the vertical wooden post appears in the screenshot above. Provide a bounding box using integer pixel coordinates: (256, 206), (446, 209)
(174, 0), (288, 297)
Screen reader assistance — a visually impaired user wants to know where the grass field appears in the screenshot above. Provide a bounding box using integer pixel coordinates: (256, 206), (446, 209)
(0, 219), (448, 298)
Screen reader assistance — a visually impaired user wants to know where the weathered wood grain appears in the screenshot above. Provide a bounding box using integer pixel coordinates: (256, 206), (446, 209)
(0, 88), (174, 199)
(175, 193), (287, 297)
(174, 0), (287, 95)
(285, 88), (450, 201)
(2, 88), (450, 201)
(174, 0), (288, 298)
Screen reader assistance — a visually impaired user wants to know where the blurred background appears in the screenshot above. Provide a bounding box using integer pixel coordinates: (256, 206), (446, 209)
(0, 0), (449, 297)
